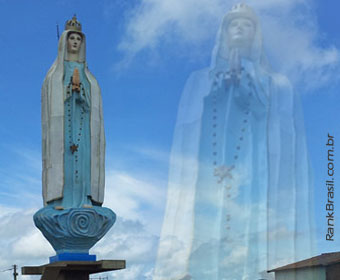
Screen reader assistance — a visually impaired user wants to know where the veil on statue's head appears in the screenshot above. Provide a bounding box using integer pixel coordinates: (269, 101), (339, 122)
(211, 3), (270, 73)
(58, 30), (86, 63)
(58, 15), (86, 63)
(45, 15), (87, 82)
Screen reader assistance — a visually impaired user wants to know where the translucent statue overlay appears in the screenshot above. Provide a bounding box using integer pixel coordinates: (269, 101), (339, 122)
(41, 16), (105, 208)
(154, 4), (315, 280)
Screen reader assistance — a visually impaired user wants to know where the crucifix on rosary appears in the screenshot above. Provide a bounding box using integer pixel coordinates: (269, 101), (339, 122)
(214, 165), (235, 183)
(69, 67), (81, 155)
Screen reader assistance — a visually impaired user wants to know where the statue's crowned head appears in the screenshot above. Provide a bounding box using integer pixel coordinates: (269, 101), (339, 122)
(211, 3), (269, 72)
(224, 3), (258, 49)
(61, 15), (85, 61)
(212, 3), (264, 62)
(65, 15), (82, 32)
(224, 3), (257, 27)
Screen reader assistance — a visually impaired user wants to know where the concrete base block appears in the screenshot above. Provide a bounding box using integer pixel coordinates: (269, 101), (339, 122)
(22, 260), (125, 280)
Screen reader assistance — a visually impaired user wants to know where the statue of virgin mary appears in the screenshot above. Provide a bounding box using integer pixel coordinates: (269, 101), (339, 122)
(41, 16), (105, 208)
(154, 4), (315, 280)
(34, 16), (114, 262)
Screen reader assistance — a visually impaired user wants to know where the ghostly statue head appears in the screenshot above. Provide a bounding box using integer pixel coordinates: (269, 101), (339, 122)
(227, 17), (255, 49)
(213, 3), (266, 65)
(224, 3), (258, 57)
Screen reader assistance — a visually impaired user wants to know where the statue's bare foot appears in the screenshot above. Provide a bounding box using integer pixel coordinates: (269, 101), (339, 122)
(54, 206), (64, 210)
(82, 204), (93, 208)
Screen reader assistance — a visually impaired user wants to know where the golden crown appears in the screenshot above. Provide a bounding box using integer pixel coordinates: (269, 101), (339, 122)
(65, 15), (82, 32)
(225, 3), (257, 24)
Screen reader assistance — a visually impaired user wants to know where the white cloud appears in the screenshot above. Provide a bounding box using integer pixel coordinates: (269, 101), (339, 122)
(104, 169), (166, 235)
(94, 218), (159, 262)
(0, 208), (49, 280)
(108, 264), (144, 280)
(94, 167), (167, 279)
(0, 146), (42, 207)
(260, 8), (339, 88)
(117, 0), (226, 66)
(12, 230), (53, 258)
(127, 145), (170, 166)
(118, 0), (339, 88)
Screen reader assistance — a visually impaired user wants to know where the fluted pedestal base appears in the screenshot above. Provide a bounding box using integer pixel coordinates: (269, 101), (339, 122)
(34, 206), (116, 260)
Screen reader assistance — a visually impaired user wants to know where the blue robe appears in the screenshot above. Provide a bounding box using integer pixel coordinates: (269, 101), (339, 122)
(188, 63), (273, 279)
(50, 61), (92, 208)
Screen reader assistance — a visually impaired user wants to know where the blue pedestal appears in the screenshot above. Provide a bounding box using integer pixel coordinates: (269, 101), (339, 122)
(34, 206), (116, 259)
(50, 252), (96, 263)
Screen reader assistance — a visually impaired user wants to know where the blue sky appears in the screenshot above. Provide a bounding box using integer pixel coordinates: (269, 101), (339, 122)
(0, 0), (340, 279)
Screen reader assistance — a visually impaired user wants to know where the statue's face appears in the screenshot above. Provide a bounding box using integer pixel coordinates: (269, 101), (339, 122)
(227, 17), (255, 48)
(67, 32), (82, 54)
